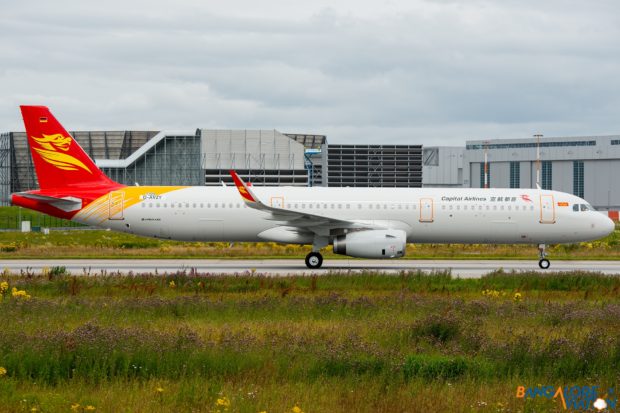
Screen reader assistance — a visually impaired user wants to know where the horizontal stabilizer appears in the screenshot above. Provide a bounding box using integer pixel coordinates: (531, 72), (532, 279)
(15, 193), (82, 212)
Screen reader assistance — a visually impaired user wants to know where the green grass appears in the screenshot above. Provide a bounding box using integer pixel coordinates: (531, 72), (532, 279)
(0, 270), (619, 412)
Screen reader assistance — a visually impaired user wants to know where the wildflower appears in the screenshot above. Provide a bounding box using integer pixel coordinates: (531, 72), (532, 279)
(0, 281), (8, 293)
(11, 287), (31, 300)
(169, 280), (176, 288)
(30, 408), (38, 412)
(0, 367), (6, 377)
(85, 406), (96, 411)
(70, 403), (80, 411)
(156, 387), (165, 394)
(513, 292), (523, 302)
(292, 406), (304, 413)
(216, 397), (230, 408)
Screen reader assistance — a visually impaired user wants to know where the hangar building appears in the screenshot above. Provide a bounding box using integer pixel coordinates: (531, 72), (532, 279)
(0, 129), (423, 205)
(423, 135), (620, 210)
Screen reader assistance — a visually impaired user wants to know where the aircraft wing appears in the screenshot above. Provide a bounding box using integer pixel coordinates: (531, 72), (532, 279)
(229, 170), (380, 235)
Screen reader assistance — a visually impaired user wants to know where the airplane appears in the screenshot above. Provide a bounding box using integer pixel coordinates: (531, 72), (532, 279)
(10, 105), (615, 269)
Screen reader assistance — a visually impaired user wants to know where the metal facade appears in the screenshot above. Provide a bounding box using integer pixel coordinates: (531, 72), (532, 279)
(201, 129), (308, 186)
(422, 146), (464, 187)
(326, 145), (422, 187)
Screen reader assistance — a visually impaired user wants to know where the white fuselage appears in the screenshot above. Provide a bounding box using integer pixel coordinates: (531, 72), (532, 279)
(73, 186), (614, 245)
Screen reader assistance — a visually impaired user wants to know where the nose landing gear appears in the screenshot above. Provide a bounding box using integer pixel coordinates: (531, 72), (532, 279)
(538, 244), (550, 269)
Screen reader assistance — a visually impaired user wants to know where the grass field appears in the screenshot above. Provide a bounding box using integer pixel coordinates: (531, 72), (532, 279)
(1, 270), (619, 412)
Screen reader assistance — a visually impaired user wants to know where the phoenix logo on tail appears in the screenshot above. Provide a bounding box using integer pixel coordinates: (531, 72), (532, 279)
(31, 134), (92, 173)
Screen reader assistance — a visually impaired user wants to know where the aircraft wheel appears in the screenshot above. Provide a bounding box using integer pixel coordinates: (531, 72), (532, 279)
(305, 252), (323, 269)
(538, 259), (550, 269)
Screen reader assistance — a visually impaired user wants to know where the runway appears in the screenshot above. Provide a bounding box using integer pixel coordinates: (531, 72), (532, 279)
(3, 259), (620, 278)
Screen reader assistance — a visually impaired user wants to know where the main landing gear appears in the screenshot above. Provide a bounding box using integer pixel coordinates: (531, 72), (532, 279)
(305, 252), (323, 269)
(538, 244), (550, 269)
(305, 236), (328, 269)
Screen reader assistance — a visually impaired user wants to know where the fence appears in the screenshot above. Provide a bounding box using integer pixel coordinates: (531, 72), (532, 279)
(0, 214), (84, 230)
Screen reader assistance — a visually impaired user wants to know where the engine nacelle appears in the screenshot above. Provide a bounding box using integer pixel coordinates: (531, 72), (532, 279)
(333, 229), (407, 259)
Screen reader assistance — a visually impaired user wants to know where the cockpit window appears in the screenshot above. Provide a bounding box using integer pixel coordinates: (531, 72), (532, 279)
(574, 203), (596, 212)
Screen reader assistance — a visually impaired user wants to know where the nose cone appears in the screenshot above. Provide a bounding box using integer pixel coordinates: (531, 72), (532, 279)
(599, 214), (615, 238)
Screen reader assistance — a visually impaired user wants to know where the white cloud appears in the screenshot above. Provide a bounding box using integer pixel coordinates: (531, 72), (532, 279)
(0, 0), (619, 144)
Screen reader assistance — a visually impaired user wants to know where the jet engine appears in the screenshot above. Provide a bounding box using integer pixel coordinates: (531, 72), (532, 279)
(333, 229), (406, 259)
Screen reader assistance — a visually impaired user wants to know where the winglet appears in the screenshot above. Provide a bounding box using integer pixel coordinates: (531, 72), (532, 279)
(230, 170), (258, 203)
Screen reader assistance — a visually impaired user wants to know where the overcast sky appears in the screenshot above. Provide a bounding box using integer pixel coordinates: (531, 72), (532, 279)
(1, 0), (619, 145)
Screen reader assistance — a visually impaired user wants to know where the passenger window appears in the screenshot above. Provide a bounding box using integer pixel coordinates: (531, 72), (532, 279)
(358, 204), (362, 209)
(369, 204), (373, 209)
(346, 204), (350, 209)
(200, 203), (203, 208)
(156, 203), (160, 208)
(493, 205), (497, 210)
(207, 203), (211, 208)
(338, 204), (342, 209)
(141, 203), (145, 208)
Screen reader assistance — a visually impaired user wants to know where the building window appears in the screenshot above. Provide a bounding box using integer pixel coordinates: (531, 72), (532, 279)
(573, 161), (584, 198)
(509, 162), (520, 188)
(466, 140), (596, 150)
(480, 163), (490, 188)
(612, 140), (620, 145)
(541, 161), (552, 190)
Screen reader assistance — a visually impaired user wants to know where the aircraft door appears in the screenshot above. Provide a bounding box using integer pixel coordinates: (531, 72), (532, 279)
(539, 194), (555, 224)
(270, 197), (284, 208)
(419, 198), (434, 223)
(108, 191), (125, 220)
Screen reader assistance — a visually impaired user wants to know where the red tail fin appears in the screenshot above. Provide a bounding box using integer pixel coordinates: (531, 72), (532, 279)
(20, 105), (117, 190)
